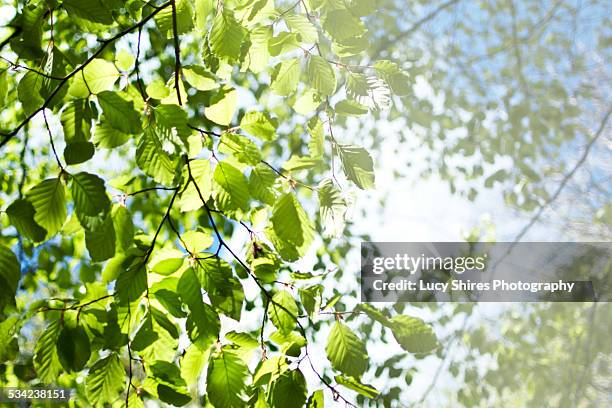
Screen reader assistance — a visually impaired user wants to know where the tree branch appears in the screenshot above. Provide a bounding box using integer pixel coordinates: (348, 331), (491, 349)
(42, 109), (64, 172)
(512, 108), (611, 243)
(170, 0), (183, 106)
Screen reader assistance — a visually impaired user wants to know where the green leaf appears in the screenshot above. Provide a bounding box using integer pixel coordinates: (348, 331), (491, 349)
(209, 8), (245, 61)
(62, 0), (113, 25)
(270, 193), (314, 248)
(0, 71), (8, 103)
(131, 315), (158, 351)
(307, 55), (336, 97)
(318, 179), (347, 237)
(181, 343), (210, 387)
(335, 99), (369, 116)
(152, 287), (186, 319)
(213, 161), (250, 212)
(283, 155), (321, 171)
(183, 65), (219, 91)
(293, 89), (322, 115)
(325, 321), (368, 378)
(57, 325), (91, 372)
(146, 80), (171, 100)
(64, 141), (95, 165)
(205, 87), (237, 126)
(271, 58), (300, 96)
(153, 104), (192, 144)
(60, 99), (93, 143)
(269, 290), (298, 335)
(268, 369), (308, 408)
(338, 145), (375, 189)
(71, 172), (111, 225)
(178, 268), (220, 344)
(253, 356), (288, 386)
(389, 315), (438, 354)
(244, 25), (272, 73)
(268, 32), (301, 56)
(26, 178), (67, 237)
(33, 320), (62, 384)
(332, 35), (369, 57)
(355, 304), (391, 327)
(93, 121), (130, 148)
(211, 278), (244, 322)
(86, 353), (125, 407)
(85, 214), (116, 262)
(307, 117), (324, 158)
(0, 317), (19, 362)
(17, 72), (44, 115)
(299, 284), (322, 320)
(218, 133), (262, 165)
(181, 230), (213, 253)
(115, 49), (135, 71)
(374, 60), (412, 96)
(97, 91), (142, 134)
(152, 307), (180, 339)
(180, 159), (212, 212)
(136, 127), (180, 186)
(206, 349), (249, 408)
(0, 245), (20, 308)
(112, 205), (134, 253)
(148, 361), (191, 406)
(6, 199), (47, 242)
(335, 375), (380, 399)
(68, 59), (120, 98)
(248, 163), (277, 205)
(115, 264), (147, 304)
(307, 390), (325, 407)
(285, 14), (318, 43)
(156, 0), (194, 36)
(149, 247), (185, 275)
(270, 330), (306, 357)
(322, 9), (365, 42)
(10, 4), (46, 59)
(239, 111), (277, 141)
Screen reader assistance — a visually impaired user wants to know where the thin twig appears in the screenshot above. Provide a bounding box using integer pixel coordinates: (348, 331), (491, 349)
(170, 0), (183, 106)
(42, 109), (64, 171)
(0, 56), (64, 80)
(143, 186), (181, 265)
(127, 186), (179, 196)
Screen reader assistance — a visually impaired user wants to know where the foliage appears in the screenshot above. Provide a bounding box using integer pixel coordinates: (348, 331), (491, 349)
(0, 0), (438, 406)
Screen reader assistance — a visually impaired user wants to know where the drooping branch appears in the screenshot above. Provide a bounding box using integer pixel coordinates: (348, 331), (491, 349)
(185, 158), (358, 407)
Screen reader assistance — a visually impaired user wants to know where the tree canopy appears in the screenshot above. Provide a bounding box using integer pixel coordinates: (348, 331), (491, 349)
(0, 0), (610, 407)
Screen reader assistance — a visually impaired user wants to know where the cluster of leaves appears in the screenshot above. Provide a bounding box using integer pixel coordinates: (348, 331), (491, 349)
(0, 0), (438, 407)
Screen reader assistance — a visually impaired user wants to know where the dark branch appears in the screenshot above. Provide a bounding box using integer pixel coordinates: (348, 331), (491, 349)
(170, 0), (183, 106)
(42, 109), (64, 172)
